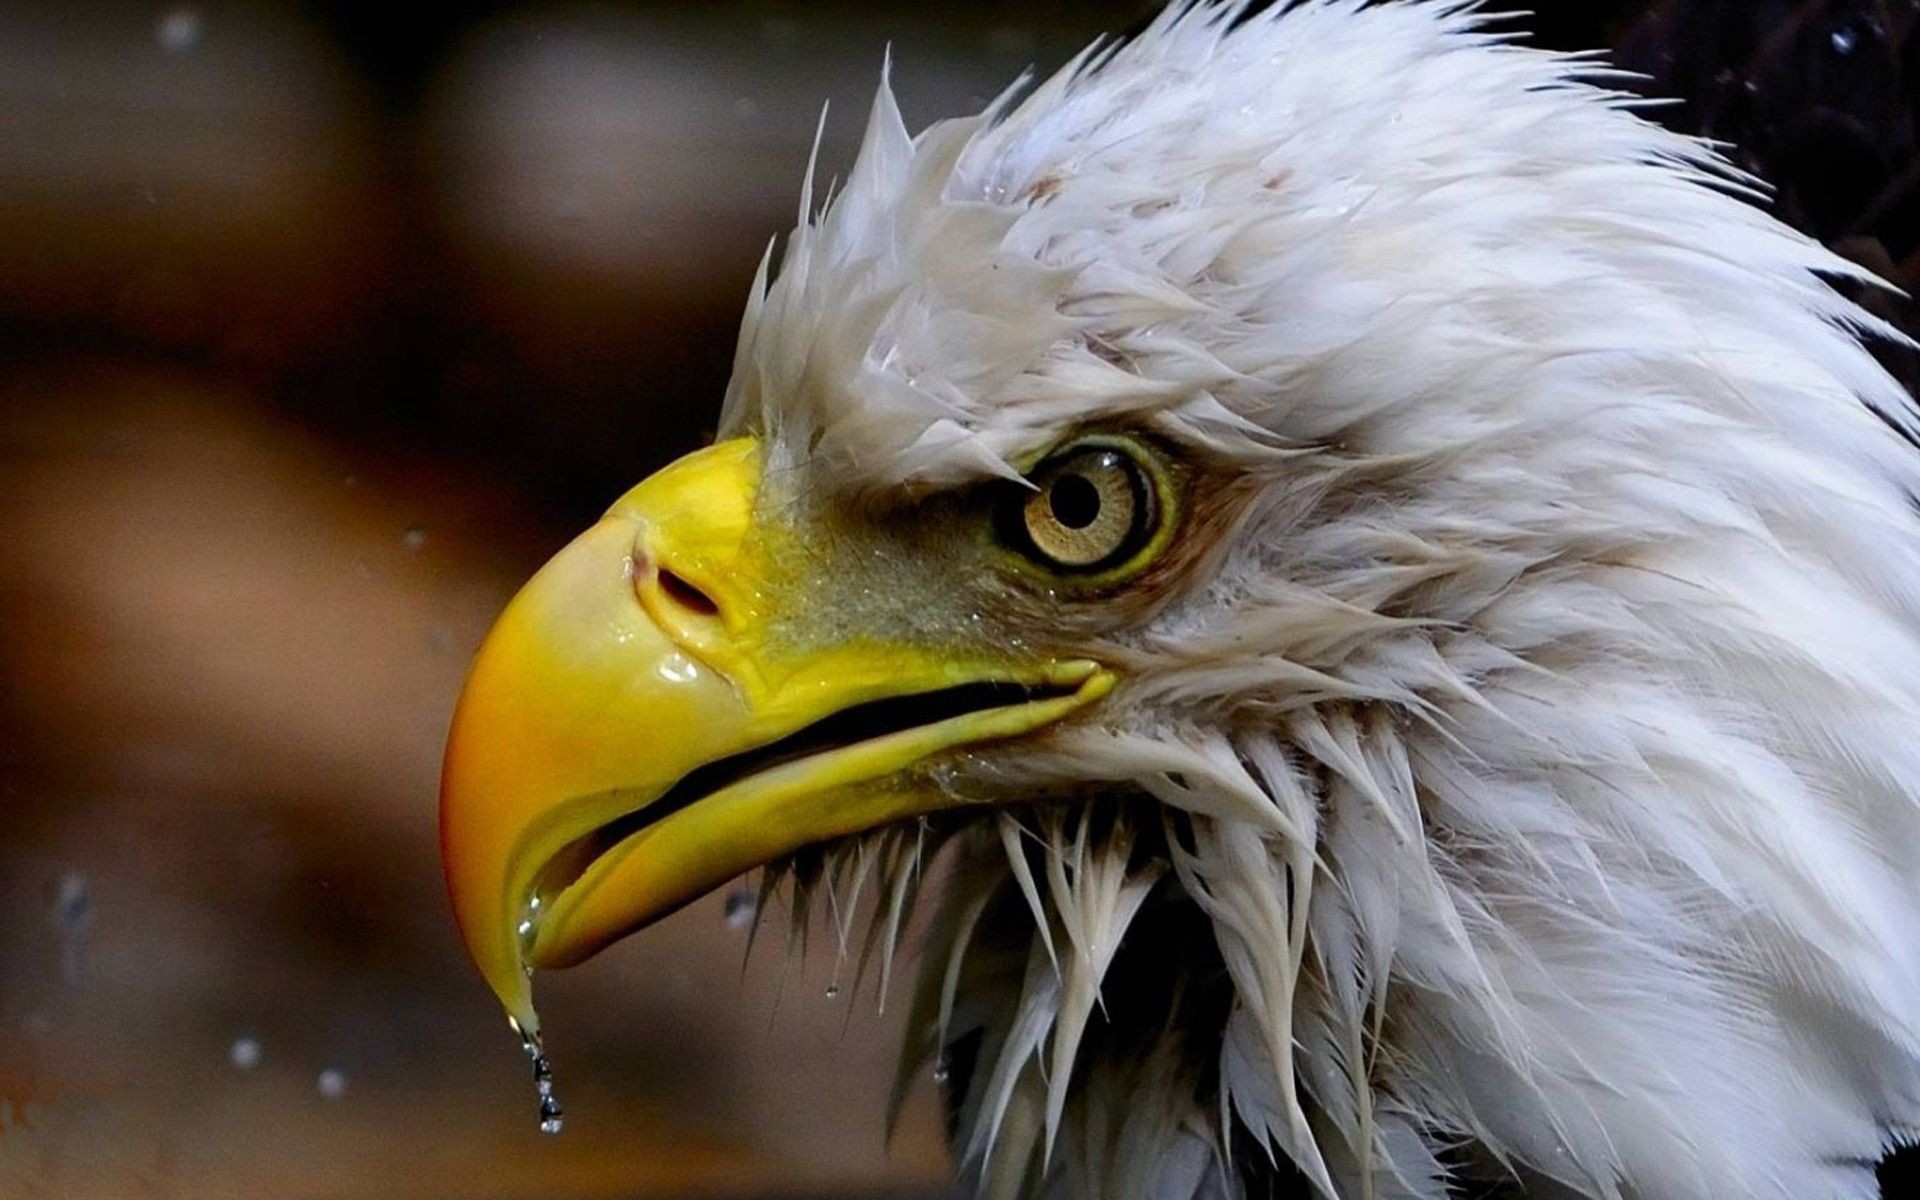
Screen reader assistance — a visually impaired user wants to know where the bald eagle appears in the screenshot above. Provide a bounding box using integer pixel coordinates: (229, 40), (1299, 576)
(438, 2), (1920, 1197)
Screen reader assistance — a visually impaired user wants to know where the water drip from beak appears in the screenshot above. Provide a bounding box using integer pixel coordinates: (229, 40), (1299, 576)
(514, 1024), (565, 1135)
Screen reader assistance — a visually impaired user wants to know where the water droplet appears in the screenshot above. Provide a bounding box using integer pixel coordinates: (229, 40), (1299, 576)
(522, 1031), (565, 1135)
(50, 872), (91, 929)
(932, 1054), (951, 1084)
(229, 1037), (261, 1070)
(317, 1068), (347, 1099)
(722, 890), (757, 930)
(156, 7), (201, 53)
(402, 525), (427, 551)
(1832, 27), (1858, 54)
(824, 984), (840, 1000)
(49, 871), (91, 985)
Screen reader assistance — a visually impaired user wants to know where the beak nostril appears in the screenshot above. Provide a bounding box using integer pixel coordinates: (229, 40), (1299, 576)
(657, 568), (720, 618)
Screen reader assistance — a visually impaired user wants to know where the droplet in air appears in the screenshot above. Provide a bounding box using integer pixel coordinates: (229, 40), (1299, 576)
(51, 872), (91, 928)
(156, 7), (201, 53)
(522, 1030), (565, 1135)
(1832, 27), (1858, 54)
(230, 1036), (262, 1070)
(317, 1068), (347, 1099)
(48, 871), (91, 986)
(722, 889), (757, 930)
(402, 525), (427, 551)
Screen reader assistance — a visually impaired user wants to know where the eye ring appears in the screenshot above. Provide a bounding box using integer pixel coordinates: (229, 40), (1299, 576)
(999, 439), (1164, 575)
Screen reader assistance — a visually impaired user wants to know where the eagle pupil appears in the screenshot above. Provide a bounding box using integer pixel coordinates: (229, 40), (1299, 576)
(1050, 474), (1102, 530)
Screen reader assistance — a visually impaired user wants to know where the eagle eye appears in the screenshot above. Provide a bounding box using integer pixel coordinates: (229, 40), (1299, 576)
(1001, 440), (1166, 576)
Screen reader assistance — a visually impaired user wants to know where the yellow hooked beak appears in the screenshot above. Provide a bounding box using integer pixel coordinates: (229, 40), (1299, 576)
(440, 437), (1112, 1036)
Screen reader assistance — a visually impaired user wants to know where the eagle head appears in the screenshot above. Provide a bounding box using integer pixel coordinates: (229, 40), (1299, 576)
(440, 3), (1920, 1196)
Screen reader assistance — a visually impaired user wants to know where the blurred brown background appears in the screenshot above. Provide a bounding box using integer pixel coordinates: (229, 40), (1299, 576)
(0, 3), (1912, 1198)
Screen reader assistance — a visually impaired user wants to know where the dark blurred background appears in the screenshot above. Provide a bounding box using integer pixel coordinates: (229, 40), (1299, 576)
(0, 3), (1913, 1198)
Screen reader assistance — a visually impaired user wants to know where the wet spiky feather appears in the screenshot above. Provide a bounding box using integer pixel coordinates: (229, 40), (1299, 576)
(729, 2), (1920, 1197)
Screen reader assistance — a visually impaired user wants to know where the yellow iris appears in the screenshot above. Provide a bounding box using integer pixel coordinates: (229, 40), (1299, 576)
(1002, 434), (1179, 585)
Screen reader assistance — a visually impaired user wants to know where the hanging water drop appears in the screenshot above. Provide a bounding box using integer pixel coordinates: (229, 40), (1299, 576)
(824, 983), (840, 1000)
(932, 1054), (950, 1084)
(522, 1031), (565, 1135)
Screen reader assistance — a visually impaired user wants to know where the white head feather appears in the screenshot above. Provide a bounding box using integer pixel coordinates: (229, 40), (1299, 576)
(724, 3), (1920, 1198)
